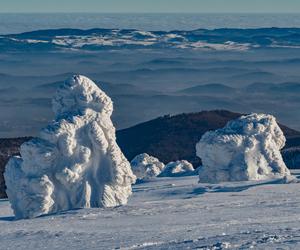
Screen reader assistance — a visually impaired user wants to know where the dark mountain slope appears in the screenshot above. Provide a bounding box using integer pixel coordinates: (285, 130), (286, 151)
(0, 110), (299, 198)
(116, 110), (300, 166)
(0, 137), (32, 198)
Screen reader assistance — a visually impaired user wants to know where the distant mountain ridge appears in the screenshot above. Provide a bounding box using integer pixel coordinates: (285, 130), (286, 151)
(1, 110), (299, 198)
(2, 27), (300, 52)
(178, 82), (300, 95)
(179, 83), (235, 94)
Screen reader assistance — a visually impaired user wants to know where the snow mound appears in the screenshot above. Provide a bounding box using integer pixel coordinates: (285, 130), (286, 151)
(196, 113), (291, 183)
(4, 75), (136, 219)
(159, 160), (195, 177)
(131, 153), (165, 180)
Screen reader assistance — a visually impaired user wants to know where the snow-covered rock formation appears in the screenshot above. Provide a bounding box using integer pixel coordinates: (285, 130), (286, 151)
(130, 153), (165, 180)
(196, 113), (291, 183)
(159, 160), (195, 177)
(4, 75), (136, 219)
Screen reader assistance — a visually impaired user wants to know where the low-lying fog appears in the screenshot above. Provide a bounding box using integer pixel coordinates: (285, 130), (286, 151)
(1, 46), (300, 137)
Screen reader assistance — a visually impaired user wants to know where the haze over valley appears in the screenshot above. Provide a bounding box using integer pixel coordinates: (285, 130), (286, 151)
(1, 27), (300, 137)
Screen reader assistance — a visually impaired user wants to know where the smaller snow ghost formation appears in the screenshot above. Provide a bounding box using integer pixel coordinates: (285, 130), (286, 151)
(131, 153), (165, 180)
(196, 113), (291, 183)
(4, 75), (136, 219)
(159, 160), (194, 177)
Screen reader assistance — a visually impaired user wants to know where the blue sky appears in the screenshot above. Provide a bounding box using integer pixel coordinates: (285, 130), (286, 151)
(1, 0), (300, 13)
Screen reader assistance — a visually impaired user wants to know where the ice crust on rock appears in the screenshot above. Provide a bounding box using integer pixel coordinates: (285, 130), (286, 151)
(159, 160), (195, 177)
(130, 153), (165, 180)
(196, 113), (291, 183)
(4, 75), (136, 219)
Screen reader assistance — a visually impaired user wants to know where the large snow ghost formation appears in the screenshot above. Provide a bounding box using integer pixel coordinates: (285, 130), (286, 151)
(4, 75), (136, 219)
(196, 113), (291, 183)
(159, 160), (195, 177)
(131, 153), (165, 180)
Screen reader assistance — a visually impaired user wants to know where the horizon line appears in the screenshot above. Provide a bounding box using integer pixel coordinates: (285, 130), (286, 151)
(1, 11), (300, 14)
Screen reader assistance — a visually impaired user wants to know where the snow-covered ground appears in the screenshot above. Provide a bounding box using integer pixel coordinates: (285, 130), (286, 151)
(1, 171), (300, 249)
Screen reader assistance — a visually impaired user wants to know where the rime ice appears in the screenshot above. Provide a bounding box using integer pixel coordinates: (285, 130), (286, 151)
(4, 75), (136, 219)
(131, 153), (165, 180)
(196, 113), (291, 183)
(159, 160), (195, 177)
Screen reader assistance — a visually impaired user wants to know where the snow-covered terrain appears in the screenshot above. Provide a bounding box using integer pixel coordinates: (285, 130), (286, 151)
(197, 113), (291, 183)
(1, 171), (300, 249)
(4, 75), (135, 219)
(3, 28), (300, 52)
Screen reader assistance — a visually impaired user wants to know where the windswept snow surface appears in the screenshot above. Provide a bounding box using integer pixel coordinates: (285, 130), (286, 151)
(159, 160), (195, 177)
(1, 172), (300, 249)
(4, 75), (136, 219)
(131, 153), (165, 181)
(197, 113), (291, 183)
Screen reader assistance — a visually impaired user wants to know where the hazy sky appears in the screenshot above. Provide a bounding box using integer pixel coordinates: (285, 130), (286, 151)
(1, 0), (300, 13)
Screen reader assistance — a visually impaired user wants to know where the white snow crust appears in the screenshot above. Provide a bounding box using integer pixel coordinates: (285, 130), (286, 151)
(196, 113), (291, 183)
(159, 160), (195, 177)
(4, 75), (136, 219)
(1, 172), (300, 249)
(130, 153), (165, 180)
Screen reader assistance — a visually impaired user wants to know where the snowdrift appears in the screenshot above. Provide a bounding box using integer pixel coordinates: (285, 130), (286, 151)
(159, 160), (195, 177)
(196, 113), (291, 183)
(131, 153), (165, 180)
(4, 75), (136, 219)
